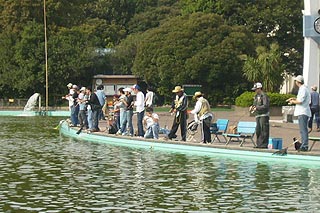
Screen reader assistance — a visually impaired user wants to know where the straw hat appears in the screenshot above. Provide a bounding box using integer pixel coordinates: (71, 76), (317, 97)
(193, 91), (202, 99)
(172, 86), (184, 93)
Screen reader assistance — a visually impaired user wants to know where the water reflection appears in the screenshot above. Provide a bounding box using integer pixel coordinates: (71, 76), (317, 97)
(0, 117), (320, 212)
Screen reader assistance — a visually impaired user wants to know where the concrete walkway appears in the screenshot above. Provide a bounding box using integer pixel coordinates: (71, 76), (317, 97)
(98, 108), (320, 155)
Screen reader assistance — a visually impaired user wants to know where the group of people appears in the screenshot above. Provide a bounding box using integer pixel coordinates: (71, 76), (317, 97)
(63, 78), (319, 152)
(251, 75), (320, 152)
(62, 83), (105, 132)
(111, 85), (158, 138)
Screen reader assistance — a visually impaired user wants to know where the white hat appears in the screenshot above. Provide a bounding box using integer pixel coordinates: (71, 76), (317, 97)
(294, 75), (304, 83)
(80, 87), (86, 91)
(123, 88), (132, 93)
(252, 82), (262, 90)
(67, 83), (73, 88)
(72, 84), (78, 89)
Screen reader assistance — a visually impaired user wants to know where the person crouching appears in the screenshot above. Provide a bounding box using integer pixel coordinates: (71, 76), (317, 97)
(143, 107), (160, 139)
(190, 92), (213, 143)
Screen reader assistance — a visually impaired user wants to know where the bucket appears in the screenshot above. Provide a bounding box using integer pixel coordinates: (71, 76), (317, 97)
(268, 138), (283, 150)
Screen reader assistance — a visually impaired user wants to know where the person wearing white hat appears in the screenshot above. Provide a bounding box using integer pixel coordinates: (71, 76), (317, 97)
(249, 82), (270, 149)
(77, 87), (88, 130)
(287, 75), (311, 151)
(190, 92), (213, 143)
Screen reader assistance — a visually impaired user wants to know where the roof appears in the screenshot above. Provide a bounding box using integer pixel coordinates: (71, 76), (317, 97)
(93, 75), (138, 79)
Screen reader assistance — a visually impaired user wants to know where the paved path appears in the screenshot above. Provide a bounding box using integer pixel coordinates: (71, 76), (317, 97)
(99, 108), (320, 155)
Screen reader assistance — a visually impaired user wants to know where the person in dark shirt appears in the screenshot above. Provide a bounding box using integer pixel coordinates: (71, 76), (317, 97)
(166, 86), (188, 141)
(249, 82), (270, 149)
(86, 87), (101, 132)
(120, 88), (134, 136)
(70, 85), (79, 127)
(308, 85), (320, 132)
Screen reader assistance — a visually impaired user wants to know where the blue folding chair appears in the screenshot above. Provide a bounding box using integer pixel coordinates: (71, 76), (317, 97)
(210, 119), (229, 143)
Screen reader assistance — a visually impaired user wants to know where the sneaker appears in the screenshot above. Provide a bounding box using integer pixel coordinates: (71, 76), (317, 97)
(298, 147), (309, 152)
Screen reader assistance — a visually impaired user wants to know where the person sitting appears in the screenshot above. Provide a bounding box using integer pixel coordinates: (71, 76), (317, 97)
(143, 107), (160, 139)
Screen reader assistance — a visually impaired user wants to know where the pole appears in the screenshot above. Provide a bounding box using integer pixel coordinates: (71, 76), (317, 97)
(43, 0), (49, 112)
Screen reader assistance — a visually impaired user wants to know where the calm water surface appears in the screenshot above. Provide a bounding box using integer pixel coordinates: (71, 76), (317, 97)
(1, 117), (320, 212)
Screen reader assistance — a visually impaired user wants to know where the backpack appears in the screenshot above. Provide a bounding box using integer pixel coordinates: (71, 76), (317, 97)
(108, 122), (118, 134)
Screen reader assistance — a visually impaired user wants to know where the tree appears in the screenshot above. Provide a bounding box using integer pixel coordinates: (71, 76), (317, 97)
(116, 13), (255, 104)
(243, 43), (285, 92)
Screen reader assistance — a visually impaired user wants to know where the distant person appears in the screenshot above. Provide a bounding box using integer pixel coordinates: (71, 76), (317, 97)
(116, 88), (126, 134)
(308, 85), (320, 132)
(120, 88), (134, 136)
(249, 82), (270, 149)
(112, 94), (120, 130)
(77, 87), (88, 129)
(143, 107), (160, 139)
(62, 83), (74, 121)
(165, 86), (188, 141)
(132, 84), (145, 137)
(86, 87), (102, 132)
(145, 87), (154, 108)
(70, 85), (79, 127)
(96, 85), (106, 120)
(190, 92), (213, 143)
(287, 75), (311, 152)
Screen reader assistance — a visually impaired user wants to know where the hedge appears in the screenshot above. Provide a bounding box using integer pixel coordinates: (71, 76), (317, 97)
(235, 91), (296, 107)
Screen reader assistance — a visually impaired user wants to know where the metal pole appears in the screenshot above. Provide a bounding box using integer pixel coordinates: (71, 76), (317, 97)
(44, 0), (49, 112)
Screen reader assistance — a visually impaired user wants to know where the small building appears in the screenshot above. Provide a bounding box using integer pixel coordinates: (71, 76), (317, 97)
(92, 75), (138, 96)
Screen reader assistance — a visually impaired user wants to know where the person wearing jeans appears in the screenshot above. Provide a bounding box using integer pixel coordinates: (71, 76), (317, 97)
(132, 84), (145, 137)
(287, 75), (311, 151)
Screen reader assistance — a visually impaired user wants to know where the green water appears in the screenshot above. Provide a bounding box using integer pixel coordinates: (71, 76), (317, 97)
(1, 117), (320, 212)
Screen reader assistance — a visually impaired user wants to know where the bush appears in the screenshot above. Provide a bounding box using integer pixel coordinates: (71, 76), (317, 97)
(235, 92), (295, 107)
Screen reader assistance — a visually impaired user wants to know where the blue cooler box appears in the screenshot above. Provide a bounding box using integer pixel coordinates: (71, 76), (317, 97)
(268, 138), (283, 150)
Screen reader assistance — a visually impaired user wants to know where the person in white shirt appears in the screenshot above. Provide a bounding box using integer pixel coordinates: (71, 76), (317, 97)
(143, 107), (159, 139)
(145, 87), (154, 108)
(133, 84), (145, 137)
(287, 75), (311, 151)
(190, 92), (213, 143)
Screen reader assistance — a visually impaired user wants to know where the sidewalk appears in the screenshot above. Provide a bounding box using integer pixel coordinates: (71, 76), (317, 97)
(100, 109), (320, 155)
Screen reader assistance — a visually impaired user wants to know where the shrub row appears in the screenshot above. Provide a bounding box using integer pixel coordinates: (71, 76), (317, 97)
(235, 91), (296, 107)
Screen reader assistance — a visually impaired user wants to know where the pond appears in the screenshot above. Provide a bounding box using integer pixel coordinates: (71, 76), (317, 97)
(0, 117), (320, 212)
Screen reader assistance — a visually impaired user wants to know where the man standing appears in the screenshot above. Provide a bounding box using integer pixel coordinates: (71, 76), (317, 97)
(287, 75), (311, 151)
(166, 86), (188, 141)
(96, 85), (106, 120)
(190, 92), (213, 143)
(249, 82), (270, 149)
(308, 85), (320, 132)
(133, 84), (145, 137)
(86, 87), (102, 132)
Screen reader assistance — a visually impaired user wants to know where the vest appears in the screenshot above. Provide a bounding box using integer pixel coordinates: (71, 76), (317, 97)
(198, 98), (211, 117)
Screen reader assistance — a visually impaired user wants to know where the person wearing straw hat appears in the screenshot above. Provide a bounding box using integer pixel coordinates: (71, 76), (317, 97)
(250, 82), (270, 149)
(190, 91), (213, 143)
(287, 75), (311, 151)
(165, 86), (188, 141)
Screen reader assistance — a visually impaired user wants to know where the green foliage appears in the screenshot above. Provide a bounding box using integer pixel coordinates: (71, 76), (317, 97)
(0, 0), (306, 107)
(243, 43), (285, 92)
(116, 12), (255, 103)
(235, 91), (295, 107)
